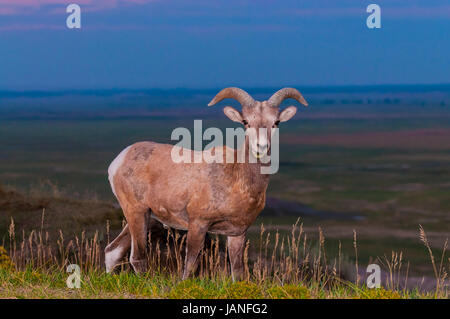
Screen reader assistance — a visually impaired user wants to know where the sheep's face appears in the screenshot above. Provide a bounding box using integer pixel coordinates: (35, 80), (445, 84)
(209, 87), (306, 160)
(223, 101), (297, 159)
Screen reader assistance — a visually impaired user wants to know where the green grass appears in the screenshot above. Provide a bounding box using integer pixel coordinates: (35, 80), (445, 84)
(0, 267), (439, 299)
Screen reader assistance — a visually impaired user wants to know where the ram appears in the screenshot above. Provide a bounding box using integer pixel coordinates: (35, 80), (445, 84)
(105, 87), (308, 280)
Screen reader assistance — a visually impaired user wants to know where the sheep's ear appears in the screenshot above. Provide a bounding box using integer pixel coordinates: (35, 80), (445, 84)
(279, 106), (297, 122)
(223, 106), (244, 123)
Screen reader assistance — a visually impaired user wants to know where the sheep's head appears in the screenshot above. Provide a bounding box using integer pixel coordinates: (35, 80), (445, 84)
(208, 87), (308, 159)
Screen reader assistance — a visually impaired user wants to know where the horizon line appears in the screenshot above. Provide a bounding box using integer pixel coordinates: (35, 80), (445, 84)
(1, 83), (450, 94)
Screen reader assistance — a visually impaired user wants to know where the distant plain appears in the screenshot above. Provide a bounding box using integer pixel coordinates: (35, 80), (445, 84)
(1, 85), (449, 281)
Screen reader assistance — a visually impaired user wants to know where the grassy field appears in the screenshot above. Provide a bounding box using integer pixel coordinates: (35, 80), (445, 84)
(0, 268), (440, 299)
(0, 88), (449, 298)
(0, 211), (447, 299)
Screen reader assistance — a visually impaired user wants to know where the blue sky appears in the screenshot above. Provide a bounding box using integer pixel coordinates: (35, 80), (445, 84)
(0, 0), (449, 89)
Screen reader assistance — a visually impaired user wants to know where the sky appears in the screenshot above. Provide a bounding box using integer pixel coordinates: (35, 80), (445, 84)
(0, 0), (449, 89)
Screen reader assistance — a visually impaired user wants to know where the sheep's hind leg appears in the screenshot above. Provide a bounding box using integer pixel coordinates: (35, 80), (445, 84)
(126, 208), (150, 273)
(105, 224), (131, 273)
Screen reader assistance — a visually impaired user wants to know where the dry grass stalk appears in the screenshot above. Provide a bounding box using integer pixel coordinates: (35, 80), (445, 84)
(418, 224), (448, 295)
(353, 229), (359, 286)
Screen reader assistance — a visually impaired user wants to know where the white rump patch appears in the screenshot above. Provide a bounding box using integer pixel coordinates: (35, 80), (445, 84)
(108, 145), (132, 197)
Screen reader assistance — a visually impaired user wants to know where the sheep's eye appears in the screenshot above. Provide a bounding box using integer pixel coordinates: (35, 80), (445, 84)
(242, 120), (248, 126)
(273, 120), (280, 128)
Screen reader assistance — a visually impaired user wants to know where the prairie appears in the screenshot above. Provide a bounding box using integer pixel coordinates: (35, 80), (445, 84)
(0, 86), (449, 298)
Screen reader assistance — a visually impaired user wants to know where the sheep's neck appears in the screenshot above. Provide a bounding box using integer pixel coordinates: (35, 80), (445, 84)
(236, 143), (270, 195)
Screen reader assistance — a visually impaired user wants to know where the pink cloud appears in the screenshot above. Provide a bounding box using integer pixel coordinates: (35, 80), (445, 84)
(0, 22), (147, 31)
(386, 5), (450, 18)
(0, 0), (158, 31)
(290, 5), (450, 19)
(0, 7), (16, 15)
(0, 0), (155, 15)
(0, 23), (65, 31)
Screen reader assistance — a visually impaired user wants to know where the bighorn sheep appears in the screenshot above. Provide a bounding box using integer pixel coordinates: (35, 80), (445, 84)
(105, 87), (308, 280)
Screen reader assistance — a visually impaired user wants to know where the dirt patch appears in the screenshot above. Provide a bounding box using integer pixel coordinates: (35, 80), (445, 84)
(0, 186), (48, 212)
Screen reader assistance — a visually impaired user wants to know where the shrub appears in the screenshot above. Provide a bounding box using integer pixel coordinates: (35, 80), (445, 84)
(267, 285), (310, 299)
(224, 281), (264, 299)
(0, 246), (14, 270)
(166, 279), (218, 299)
(358, 287), (402, 299)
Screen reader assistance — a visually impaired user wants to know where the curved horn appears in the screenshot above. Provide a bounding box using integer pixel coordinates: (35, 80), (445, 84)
(208, 87), (255, 107)
(268, 88), (308, 107)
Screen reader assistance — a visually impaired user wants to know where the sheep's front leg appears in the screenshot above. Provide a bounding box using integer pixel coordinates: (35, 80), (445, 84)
(227, 233), (246, 281)
(182, 221), (208, 280)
